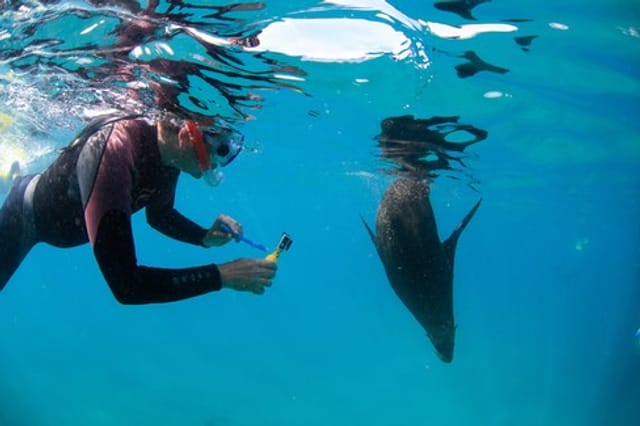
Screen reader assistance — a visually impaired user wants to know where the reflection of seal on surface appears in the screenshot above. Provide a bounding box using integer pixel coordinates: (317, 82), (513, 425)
(434, 0), (491, 21)
(455, 51), (509, 78)
(361, 178), (481, 363)
(376, 114), (487, 181)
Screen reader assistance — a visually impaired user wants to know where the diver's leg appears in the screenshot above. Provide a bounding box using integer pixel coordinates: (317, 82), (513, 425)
(0, 175), (37, 290)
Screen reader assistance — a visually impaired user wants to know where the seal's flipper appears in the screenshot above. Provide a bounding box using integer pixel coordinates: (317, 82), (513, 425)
(443, 198), (482, 261)
(360, 215), (376, 244)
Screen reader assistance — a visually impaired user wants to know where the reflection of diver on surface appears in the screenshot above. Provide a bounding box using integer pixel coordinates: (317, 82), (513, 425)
(5, 0), (298, 121)
(78, 0), (297, 118)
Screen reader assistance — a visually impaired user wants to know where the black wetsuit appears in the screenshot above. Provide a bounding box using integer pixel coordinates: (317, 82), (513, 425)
(0, 116), (222, 304)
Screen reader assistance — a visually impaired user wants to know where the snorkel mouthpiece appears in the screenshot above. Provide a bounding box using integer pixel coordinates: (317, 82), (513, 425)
(203, 168), (224, 186)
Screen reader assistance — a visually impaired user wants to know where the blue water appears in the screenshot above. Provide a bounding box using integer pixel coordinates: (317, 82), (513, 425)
(1, 1), (639, 425)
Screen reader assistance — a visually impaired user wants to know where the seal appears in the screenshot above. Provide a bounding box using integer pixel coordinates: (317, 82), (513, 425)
(362, 178), (481, 362)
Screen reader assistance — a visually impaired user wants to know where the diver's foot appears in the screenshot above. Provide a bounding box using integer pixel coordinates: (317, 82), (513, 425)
(8, 160), (20, 179)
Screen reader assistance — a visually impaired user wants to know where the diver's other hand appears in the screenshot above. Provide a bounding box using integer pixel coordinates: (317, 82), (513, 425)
(202, 214), (243, 247)
(219, 258), (277, 295)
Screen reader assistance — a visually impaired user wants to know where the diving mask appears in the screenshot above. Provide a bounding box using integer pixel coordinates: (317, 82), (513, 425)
(185, 119), (243, 186)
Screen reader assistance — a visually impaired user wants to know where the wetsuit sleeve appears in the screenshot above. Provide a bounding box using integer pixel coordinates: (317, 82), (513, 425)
(145, 172), (208, 246)
(93, 209), (222, 304)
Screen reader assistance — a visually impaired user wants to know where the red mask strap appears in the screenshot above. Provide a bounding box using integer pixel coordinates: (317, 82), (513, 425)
(185, 120), (211, 172)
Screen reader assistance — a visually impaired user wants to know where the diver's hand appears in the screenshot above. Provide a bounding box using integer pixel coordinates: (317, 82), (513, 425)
(202, 214), (243, 247)
(219, 258), (277, 295)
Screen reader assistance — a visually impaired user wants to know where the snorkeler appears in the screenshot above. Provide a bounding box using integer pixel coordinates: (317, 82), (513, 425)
(0, 114), (277, 304)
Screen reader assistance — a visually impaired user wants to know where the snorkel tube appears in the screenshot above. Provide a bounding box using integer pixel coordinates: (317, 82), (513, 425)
(185, 120), (209, 170)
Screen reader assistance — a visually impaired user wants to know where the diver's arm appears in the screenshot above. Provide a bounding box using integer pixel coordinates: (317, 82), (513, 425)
(93, 209), (222, 304)
(93, 209), (276, 303)
(146, 203), (208, 246)
(145, 171), (208, 246)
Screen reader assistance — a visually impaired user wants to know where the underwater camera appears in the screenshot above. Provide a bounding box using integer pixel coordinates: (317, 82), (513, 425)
(265, 232), (293, 263)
